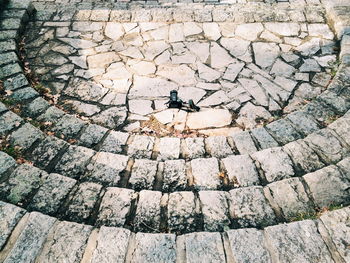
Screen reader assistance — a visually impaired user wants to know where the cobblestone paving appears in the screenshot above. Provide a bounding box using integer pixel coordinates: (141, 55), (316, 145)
(0, 0), (350, 262)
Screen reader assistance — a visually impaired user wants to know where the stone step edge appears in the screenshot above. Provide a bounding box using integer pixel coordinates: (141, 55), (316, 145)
(1, 149), (349, 234)
(0, 200), (348, 262)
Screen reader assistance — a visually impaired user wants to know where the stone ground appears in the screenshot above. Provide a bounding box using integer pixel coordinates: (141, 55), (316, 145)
(0, 0), (350, 262)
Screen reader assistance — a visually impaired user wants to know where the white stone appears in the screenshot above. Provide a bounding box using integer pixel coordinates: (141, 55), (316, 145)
(270, 59), (296, 77)
(238, 78), (269, 107)
(143, 41), (170, 60)
(157, 65), (195, 85)
(103, 62), (132, 80)
(105, 22), (124, 40)
(169, 23), (184, 42)
(253, 42), (280, 68)
(210, 42), (233, 69)
(308, 24), (334, 39)
(154, 109), (176, 124)
(197, 62), (221, 82)
(236, 102), (272, 129)
(235, 23), (264, 41)
(129, 100), (153, 115)
(129, 60), (156, 75)
(130, 76), (177, 98)
(186, 109), (232, 129)
(177, 86), (206, 104)
(223, 61), (245, 81)
(265, 22), (300, 36)
(119, 47), (144, 59)
(186, 42), (210, 63)
(87, 52), (120, 68)
(220, 38), (252, 62)
(183, 22), (203, 37)
(198, 90), (230, 107)
(203, 23), (221, 41)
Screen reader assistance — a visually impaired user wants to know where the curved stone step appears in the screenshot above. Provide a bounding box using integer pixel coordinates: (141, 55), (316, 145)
(1, 149), (349, 234)
(1, 200), (349, 262)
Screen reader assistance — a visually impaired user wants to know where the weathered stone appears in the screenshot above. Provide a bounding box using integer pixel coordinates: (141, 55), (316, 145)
(78, 124), (108, 148)
(210, 42), (233, 69)
(157, 137), (181, 161)
(304, 129), (346, 164)
(181, 137), (206, 159)
(54, 145), (95, 179)
(252, 147), (294, 183)
(157, 64), (195, 86)
(134, 190), (162, 232)
(0, 152), (16, 177)
(235, 23), (263, 41)
(266, 119), (302, 145)
(319, 207), (350, 263)
(205, 136), (232, 158)
(222, 155), (260, 187)
(129, 76), (177, 98)
(267, 178), (315, 220)
(283, 140), (324, 174)
(231, 131), (257, 155)
(3, 212), (56, 263)
(236, 102), (272, 129)
(28, 173), (76, 215)
(65, 182), (102, 222)
(97, 187), (136, 227)
(52, 115), (85, 139)
(264, 220), (334, 263)
(229, 186), (276, 228)
(129, 233), (176, 263)
(168, 191), (197, 233)
(199, 191), (230, 231)
(265, 22), (300, 36)
(226, 228), (272, 263)
(36, 221), (92, 263)
(162, 160), (187, 192)
(92, 107), (127, 129)
(220, 37), (251, 62)
(100, 131), (129, 154)
(186, 109), (232, 130)
(86, 152), (128, 185)
(0, 111), (22, 136)
(184, 232), (226, 263)
(252, 42), (280, 68)
(129, 159), (157, 190)
(303, 165), (350, 209)
(191, 158), (221, 190)
(197, 62), (221, 82)
(251, 127), (279, 149)
(0, 201), (26, 249)
(91, 226), (131, 263)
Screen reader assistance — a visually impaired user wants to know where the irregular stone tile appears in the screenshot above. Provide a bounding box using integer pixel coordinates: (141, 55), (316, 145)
(184, 232), (226, 263)
(36, 221), (92, 263)
(270, 59), (296, 77)
(143, 40), (170, 60)
(220, 37), (252, 62)
(328, 115), (350, 146)
(127, 135), (155, 159)
(2, 212), (56, 263)
(308, 23), (334, 40)
(157, 137), (181, 161)
(181, 137), (206, 159)
(28, 173), (76, 215)
(304, 129), (346, 164)
(264, 220), (334, 263)
(100, 131), (129, 154)
(129, 159), (157, 190)
(210, 42), (233, 69)
(319, 207), (350, 263)
(229, 186), (276, 228)
(168, 191), (197, 233)
(129, 76), (177, 98)
(157, 64), (195, 86)
(251, 127), (279, 149)
(129, 60), (156, 75)
(191, 158), (221, 190)
(129, 99), (153, 116)
(251, 147), (294, 183)
(97, 187), (136, 227)
(265, 22), (300, 36)
(129, 233), (176, 263)
(183, 22), (203, 37)
(254, 74), (290, 103)
(197, 90), (230, 107)
(203, 22), (221, 41)
(105, 22), (124, 40)
(235, 23), (263, 41)
(236, 102), (272, 129)
(54, 145), (95, 179)
(0, 201), (26, 249)
(222, 155), (260, 187)
(266, 119), (302, 145)
(186, 41), (209, 63)
(186, 109), (232, 130)
(65, 182), (102, 222)
(0, 111), (22, 136)
(199, 191), (230, 231)
(299, 58), (321, 72)
(169, 23), (184, 42)
(197, 62), (221, 82)
(223, 61), (244, 81)
(267, 178), (315, 220)
(91, 226), (131, 263)
(87, 52), (121, 68)
(85, 152), (128, 185)
(231, 131), (258, 155)
(303, 165), (350, 209)
(226, 228), (272, 263)
(205, 136), (233, 158)
(37, 106), (65, 123)
(91, 107), (127, 129)
(134, 190), (162, 232)
(177, 87), (206, 104)
(252, 42), (280, 68)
